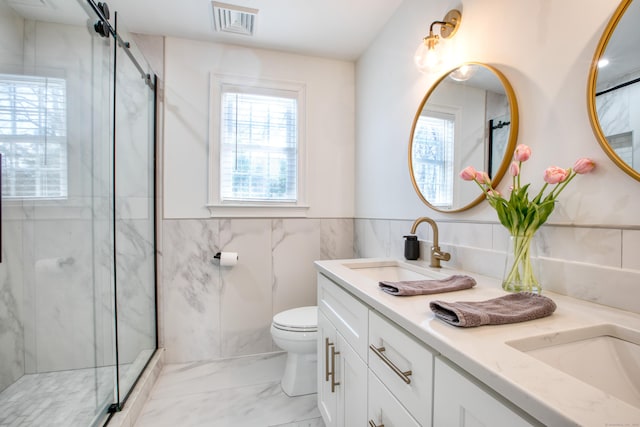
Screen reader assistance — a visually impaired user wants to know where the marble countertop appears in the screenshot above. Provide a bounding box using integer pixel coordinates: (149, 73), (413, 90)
(314, 258), (640, 427)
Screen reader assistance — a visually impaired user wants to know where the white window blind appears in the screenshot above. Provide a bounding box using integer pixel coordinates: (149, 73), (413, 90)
(220, 88), (298, 202)
(411, 112), (455, 208)
(0, 74), (68, 199)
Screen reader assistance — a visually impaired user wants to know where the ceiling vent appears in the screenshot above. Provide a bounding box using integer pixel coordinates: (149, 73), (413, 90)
(211, 2), (258, 36)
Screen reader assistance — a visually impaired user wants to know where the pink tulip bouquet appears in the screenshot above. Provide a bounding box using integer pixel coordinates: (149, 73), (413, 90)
(460, 144), (595, 293)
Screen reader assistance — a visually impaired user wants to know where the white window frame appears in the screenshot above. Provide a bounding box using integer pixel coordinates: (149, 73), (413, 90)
(207, 74), (308, 218)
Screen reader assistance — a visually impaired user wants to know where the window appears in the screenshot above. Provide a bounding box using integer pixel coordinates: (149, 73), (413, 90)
(0, 74), (67, 199)
(208, 75), (306, 217)
(411, 111), (455, 208)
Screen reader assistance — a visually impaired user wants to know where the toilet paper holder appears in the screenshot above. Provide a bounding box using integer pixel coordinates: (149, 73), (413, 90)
(213, 251), (239, 267)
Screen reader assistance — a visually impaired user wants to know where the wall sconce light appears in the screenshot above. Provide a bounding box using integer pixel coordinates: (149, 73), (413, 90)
(414, 9), (462, 73)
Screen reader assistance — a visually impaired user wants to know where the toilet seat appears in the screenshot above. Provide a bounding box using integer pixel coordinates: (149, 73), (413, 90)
(272, 306), (317, 332)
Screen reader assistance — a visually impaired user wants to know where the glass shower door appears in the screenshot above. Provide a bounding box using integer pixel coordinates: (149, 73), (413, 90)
(0, 0), (117, 425)
(112, 16), (157, 404)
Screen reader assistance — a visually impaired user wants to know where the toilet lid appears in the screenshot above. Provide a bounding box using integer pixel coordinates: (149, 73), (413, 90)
(273, 306), (317, 332)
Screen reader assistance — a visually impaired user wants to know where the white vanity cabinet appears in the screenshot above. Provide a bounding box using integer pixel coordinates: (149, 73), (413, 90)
(433, 357), (536, 427)
(317, 274), (368, 427)
(317, 272), (539, 427)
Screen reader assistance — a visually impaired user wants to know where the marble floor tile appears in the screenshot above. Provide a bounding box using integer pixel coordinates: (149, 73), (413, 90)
(0, 351), (155, 427)
(0, 366), (113, 427)
(134, 352), (324, 427)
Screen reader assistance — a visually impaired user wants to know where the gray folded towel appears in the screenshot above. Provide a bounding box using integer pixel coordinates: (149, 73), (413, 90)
(379, 275), (476, 296)
(429, 292), (557, 328)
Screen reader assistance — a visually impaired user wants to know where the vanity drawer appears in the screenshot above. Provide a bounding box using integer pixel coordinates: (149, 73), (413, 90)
(368, 370), (420, 427)
(318, 273), (369, 360)
(368, 310), (434, 426)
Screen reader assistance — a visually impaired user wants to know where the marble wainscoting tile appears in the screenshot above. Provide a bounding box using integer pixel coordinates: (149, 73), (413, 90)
(449, 245), (506, 281)
(539, 257), (640, 314)
(439, 222), (494, 250)
(135, 353), (320, 427)
(354, 219), (390, 258)
(32, 219), (97, 373)
(622, 229), (640, 271)
(319, 218), (354, 260)
(218, 219), (273, 358)
(20, 213), (37, 374)
(389, 220), (414, 260)
(162, 219), (221, 363)
(0, 220), (25, 393)
(115, 218), (157, 366)
(536, 226), (621, 268)
(272, 219), (321, 316)
(95, 214), (117, 368)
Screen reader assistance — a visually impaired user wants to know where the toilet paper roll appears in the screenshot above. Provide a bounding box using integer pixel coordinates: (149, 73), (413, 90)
(218, 252), (238, 267)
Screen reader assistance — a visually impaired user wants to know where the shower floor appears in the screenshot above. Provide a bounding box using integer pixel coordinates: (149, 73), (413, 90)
(0, 350), (154, 427)
(0, 366), (113, 426)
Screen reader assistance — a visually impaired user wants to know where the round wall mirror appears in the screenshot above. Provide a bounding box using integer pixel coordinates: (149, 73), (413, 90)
(408, 62), (519, 212)
(588, 0), (640, 182)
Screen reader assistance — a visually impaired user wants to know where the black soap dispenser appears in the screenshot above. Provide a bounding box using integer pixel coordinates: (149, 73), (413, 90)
(404, 235), (419, 260)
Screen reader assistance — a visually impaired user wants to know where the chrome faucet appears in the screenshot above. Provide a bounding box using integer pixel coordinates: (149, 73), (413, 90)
(409, 217), (451, 268)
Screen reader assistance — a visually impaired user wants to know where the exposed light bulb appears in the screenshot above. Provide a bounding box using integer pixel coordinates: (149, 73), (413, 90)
(414, 34), (442, 73)
(449, 64), (476, 81)
(598, 58), (610, 68)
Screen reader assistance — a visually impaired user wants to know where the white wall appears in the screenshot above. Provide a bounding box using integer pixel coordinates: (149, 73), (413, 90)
(163, 37), (355, 219)
(357, 0), (632, 223)
(354, 0), (640, 314)
(160, 37), (356, 362)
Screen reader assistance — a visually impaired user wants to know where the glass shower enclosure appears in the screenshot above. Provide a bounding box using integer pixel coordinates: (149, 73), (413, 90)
(0, 0), (157, 425)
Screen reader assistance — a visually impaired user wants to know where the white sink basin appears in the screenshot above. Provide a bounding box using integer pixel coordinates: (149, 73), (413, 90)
(507, 324), (640, 408)
(341, 259), (447, 282)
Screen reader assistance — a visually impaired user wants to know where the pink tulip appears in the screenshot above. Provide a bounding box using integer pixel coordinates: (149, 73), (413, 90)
(460, 166), (477, 181)
(476, 171), (491, 185)
(509, 161), (519, 177)
(573, 158), (596, 174)
(544, 166), (570, 184)
(514, 144), (531, 162)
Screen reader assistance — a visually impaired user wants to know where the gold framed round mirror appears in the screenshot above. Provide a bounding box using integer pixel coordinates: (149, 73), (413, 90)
(588, 0), (640, 182)
(408, 62), (519, 212)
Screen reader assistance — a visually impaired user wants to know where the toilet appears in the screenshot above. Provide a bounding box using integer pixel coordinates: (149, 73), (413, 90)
(271, 306), (318, 396)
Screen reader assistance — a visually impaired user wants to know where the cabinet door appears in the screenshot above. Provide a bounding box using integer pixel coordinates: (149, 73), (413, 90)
(368, 371), (421, 427)
(318, 311), (338, 427)
(318, 273), (369, 360)
(434, 357), (536, 427)
(336, 333), (367, 427)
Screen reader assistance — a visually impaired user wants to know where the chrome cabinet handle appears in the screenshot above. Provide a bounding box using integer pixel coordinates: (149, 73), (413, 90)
(368, 421), (384, 427)
(369, 344), (412, 384)
(330, 345), (340, 392)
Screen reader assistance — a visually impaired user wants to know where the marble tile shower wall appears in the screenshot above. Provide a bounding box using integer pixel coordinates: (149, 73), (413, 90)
(161, 218), (354, 364)
(355, 218), (640, 315)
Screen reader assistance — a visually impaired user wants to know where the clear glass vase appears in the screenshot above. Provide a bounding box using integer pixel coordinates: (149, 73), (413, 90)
(502, 233), (541, 294)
